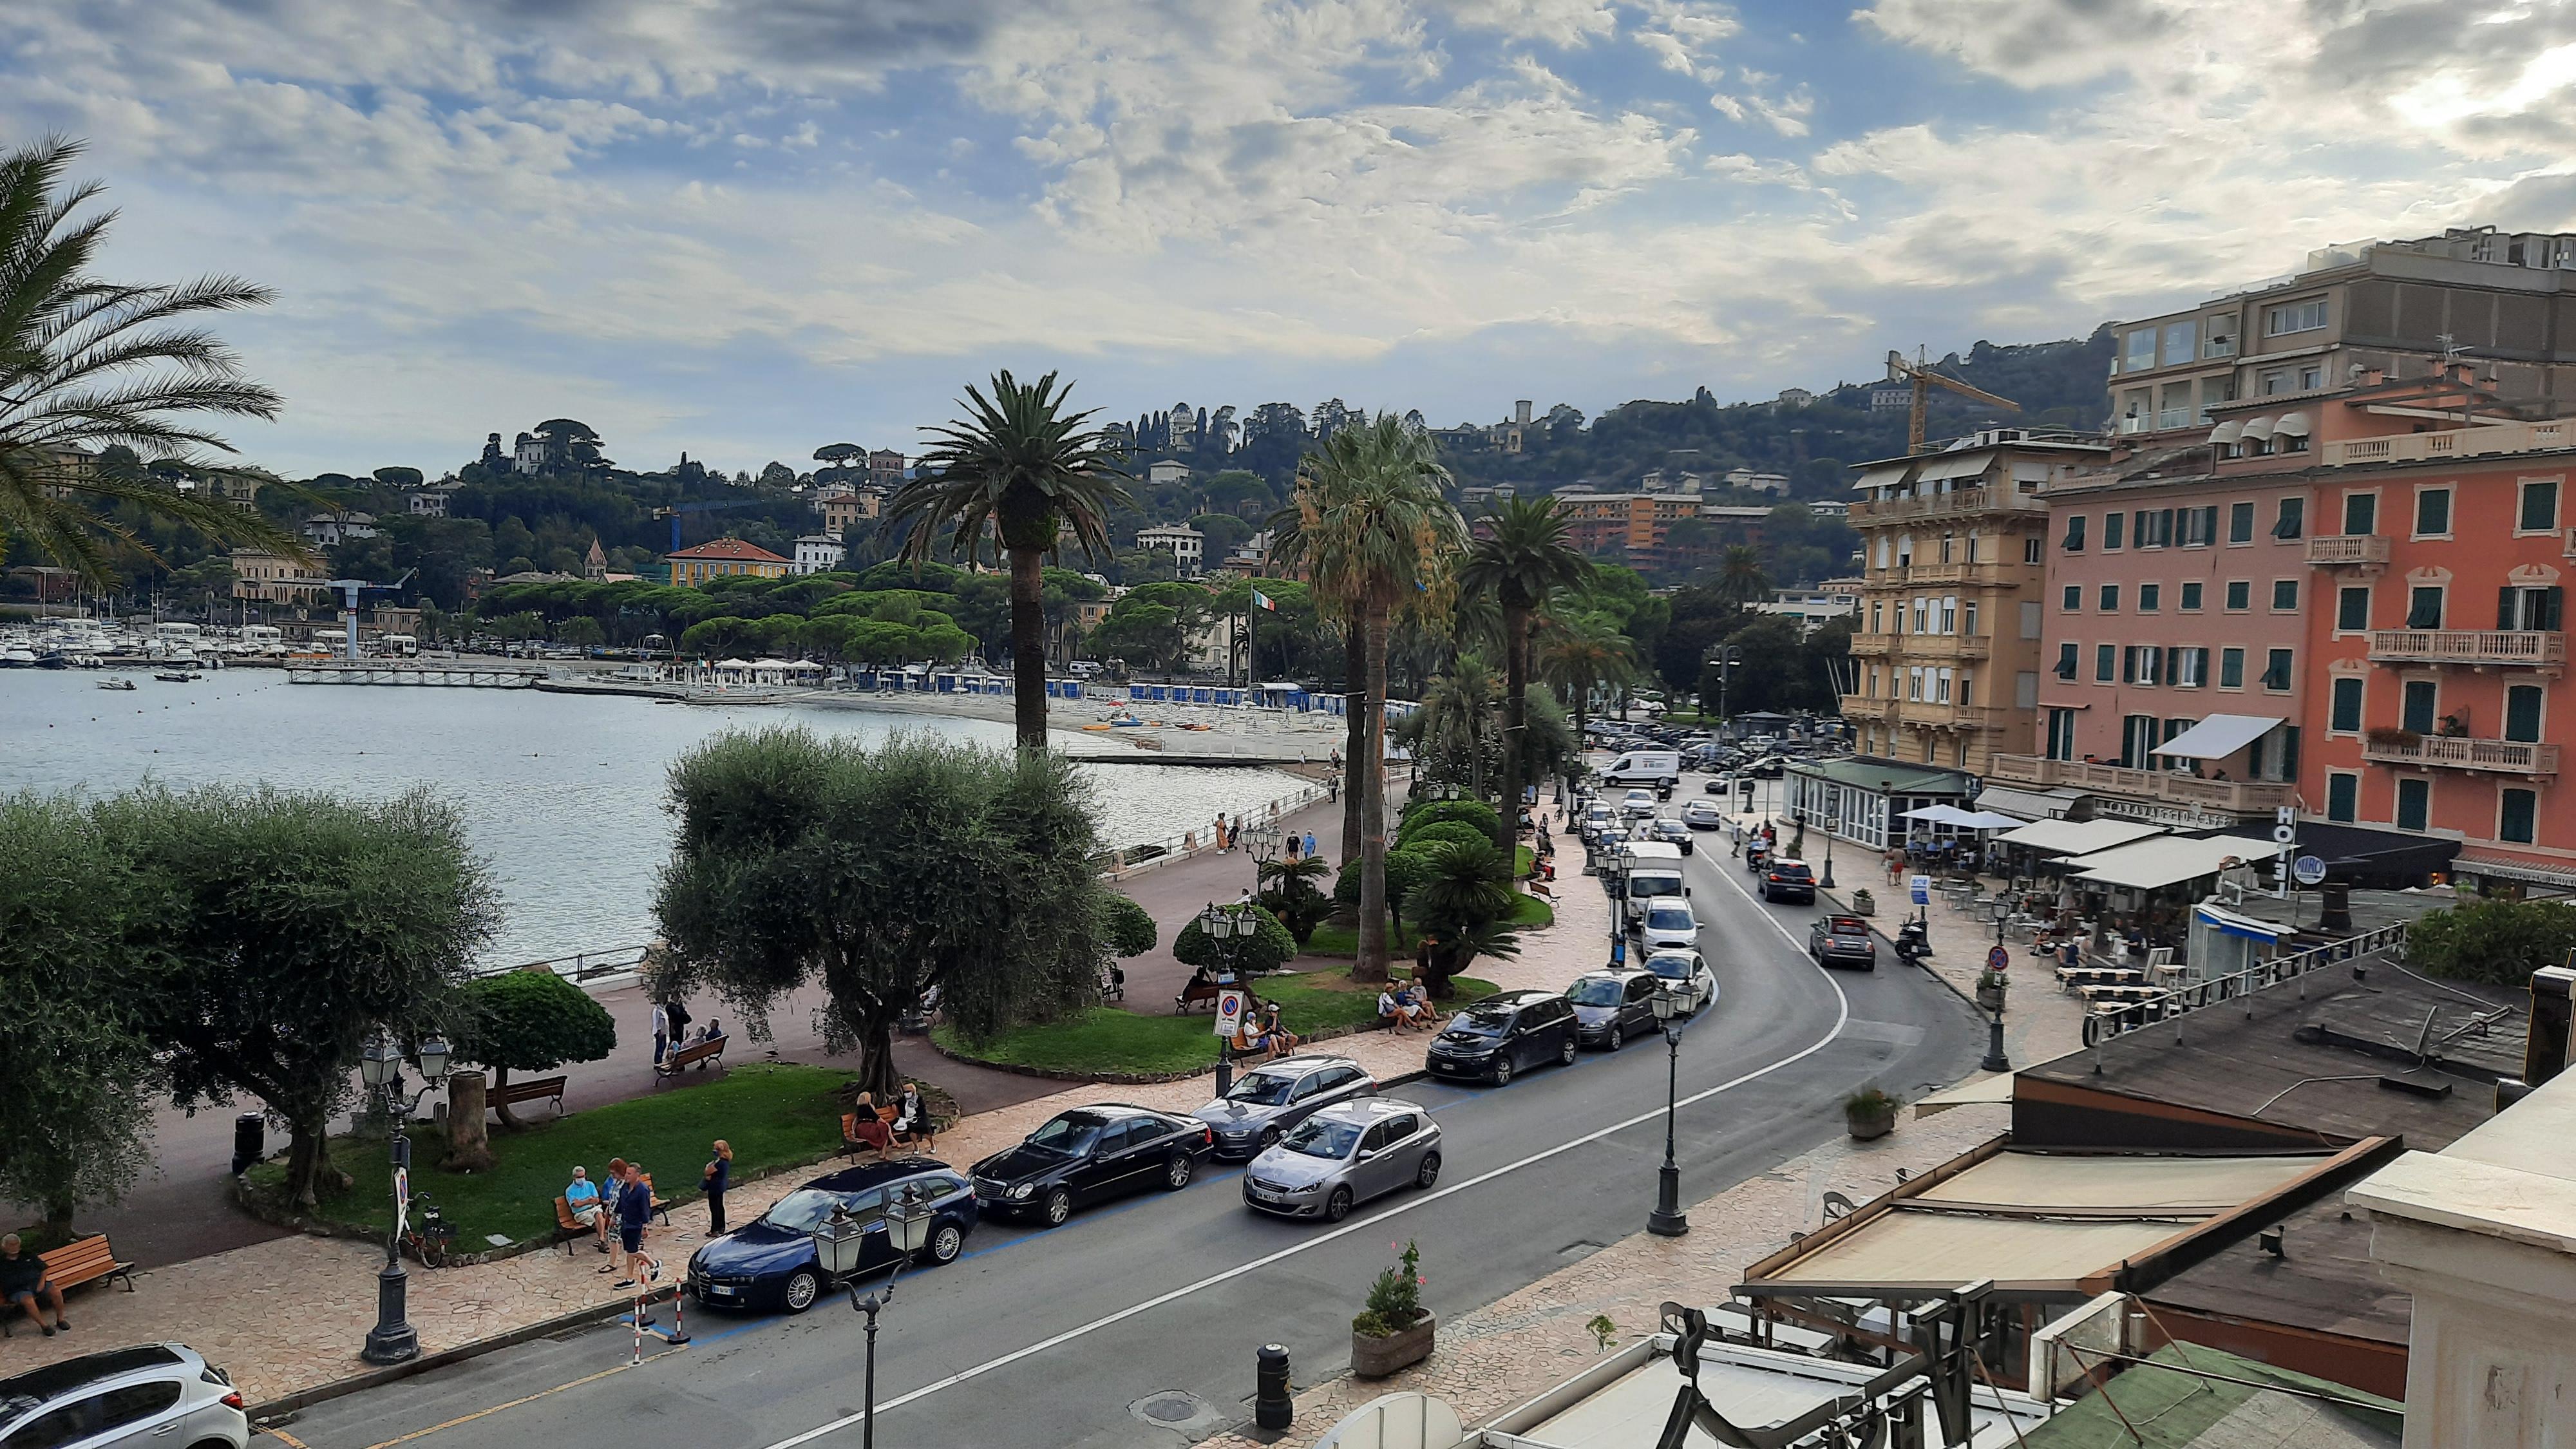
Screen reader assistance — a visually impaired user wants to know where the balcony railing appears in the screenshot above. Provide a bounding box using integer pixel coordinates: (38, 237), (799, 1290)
(1849, 634), (1894, 657)
(2306, 534), (2391, 566)
(2360, 734), (2559, 775)
(2367, 630), (2565, 668)
(1895, 700), (2015, 732)
(1986, 755), (2296, 815)
(2322, 419), (2576, 468)
(1897, 560), (2031, 587)
(1850, 486), (2048, 526)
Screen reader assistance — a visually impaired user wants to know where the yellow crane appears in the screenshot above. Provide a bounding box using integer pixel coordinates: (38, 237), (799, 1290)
(1887, 348), (2020, 453)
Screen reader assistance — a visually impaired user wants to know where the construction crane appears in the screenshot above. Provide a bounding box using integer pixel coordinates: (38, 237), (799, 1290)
(1887, 348), (2020, 454)
(652, 497), (762, 556)
(325, 570), (415, 661)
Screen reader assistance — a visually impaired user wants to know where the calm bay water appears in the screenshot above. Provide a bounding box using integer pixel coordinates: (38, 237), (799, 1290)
(0, 670), (1304, 964)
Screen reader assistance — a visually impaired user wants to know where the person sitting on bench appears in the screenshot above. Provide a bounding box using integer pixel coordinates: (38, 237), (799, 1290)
(564, 1166), (611, 1253)
(844, 1092), (896, 1163)
(891, 1082), (937, 1152)
(0, 1235), (68, 1336)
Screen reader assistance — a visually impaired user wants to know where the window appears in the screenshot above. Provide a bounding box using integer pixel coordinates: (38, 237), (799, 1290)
(2396, 778), (2430, 833)
(2062, 515), (2087, 552)
(2519, 478), (2560, 533)
(1937, 667), (1954, 703)
(2122, 646), (2143, 685)
(2266, 298), (2329, 335)
(2063, 584), (2081, 611)
(2406, 587), (2445, 630)
(2181, 582), (2204, 611)
(93, 1381), (183, 1433)
(2099, 584), (2121, 612)
(2506, 685), (2544, 743)
(2055, 643), (2078, 679)
(2221, 647), (2246, 688)
(2025, 535), (2044, 564)
(2298, 364), (2325, 391)
(2271, 579), (2298, 611)
(2021, 600), (2042, 638)
(2159, 381), (2194, 431)
(2343, 493), (2377, 536)
(2228, 501), (2255, 543)
(2162, 320), (2197, 367)
(2177, 647), (2209, 687)
(2125, 328), (2157, 372)
(2180, 506), (2218, 547)
(2330, 677), (2363, 732)
(2401, 679), (2437, 735)
(2096, 644), (2117, 683)
(2273, 497), (2305, 540)
(2103, 511), (2126, 549)
(2500, 585), (2565, 631)
(2326, 773), (2359, 822)
(2262, 649), (2293, 690)
(1870, 600), (1882, 632)
(1941, 596), (1958, 633)
(2414, 487), (2453, 538)
(2226, 580), (2251, 611)
(2501, 788), (2538, 845)
(2133, 508), (2175, 548)
(1962, 600), (1979, 636)
(2047, 707), (2078, 760)
(2139, 583), (2161, 612)
(2204, 317), (2236, 358)
(2337, 586), (2371, 632)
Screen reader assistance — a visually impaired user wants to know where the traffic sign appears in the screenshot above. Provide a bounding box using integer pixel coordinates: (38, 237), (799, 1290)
(1214, 989), (1249, 1037)
(1909, 874), (1932, 906)
(1986, 945), (2011, 971)
(2293, 855), (2327, 886)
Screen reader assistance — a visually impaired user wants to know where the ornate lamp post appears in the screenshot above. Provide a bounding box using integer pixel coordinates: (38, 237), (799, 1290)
(812, 1185), (936, 1449)
(1201, 901), (1244, 1094)
(357, 1030), (451, 1365)
(1646, 979), (1694, 1237)
(1247, 820), (1280, 895)
(1821, 790), (1839, 889)
(1981, 898), (2013, 1074)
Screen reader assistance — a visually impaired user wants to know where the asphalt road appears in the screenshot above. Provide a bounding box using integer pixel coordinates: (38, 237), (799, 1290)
(270, 805), (1982, 1449)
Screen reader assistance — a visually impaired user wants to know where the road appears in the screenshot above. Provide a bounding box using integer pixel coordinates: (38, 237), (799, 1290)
(270, 799), (1982, 1449)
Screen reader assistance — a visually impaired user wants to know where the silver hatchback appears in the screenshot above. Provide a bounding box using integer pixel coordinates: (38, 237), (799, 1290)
(0, 1344), (250, 1449)
(1242, 1098), (1442, 1222)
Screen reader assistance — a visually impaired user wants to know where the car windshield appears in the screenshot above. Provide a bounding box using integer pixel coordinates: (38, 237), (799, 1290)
(1567, 977), (1626, 1006)
(1647, 955), (1693, 980)
(1647, 909), (1694, 931)
(1280, 1116), (1364, 1159)
(1025, 1113), (1106, 1154)
(1457, 1002), (1518, 1032)
(1226, 1073), (1296, 1106)
(763, 1187), (857, 1233)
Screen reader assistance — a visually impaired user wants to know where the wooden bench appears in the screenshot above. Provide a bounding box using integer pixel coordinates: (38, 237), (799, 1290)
(1, 1236), (133, 1337)
(655, 1036), (726, 1078)
(1175, 979), (1220, 1013)
(488, 1075), (568, 1119)
(838, 1106), (933, 1162)
(552, 1194), (609, 1256)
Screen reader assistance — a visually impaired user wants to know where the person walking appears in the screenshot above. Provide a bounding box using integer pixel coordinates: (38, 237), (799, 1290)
(665, 996), (692, 1047)
(701, 1140), (733, 1237)
(650, 1001), (671, 1066)
(613, 1162), (659, 1289)
(1303, 830), (1316, 860)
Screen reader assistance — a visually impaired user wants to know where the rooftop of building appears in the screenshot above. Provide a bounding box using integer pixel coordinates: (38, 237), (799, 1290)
(667, 538), (790, 563)
(2115, 225), (2576, 328)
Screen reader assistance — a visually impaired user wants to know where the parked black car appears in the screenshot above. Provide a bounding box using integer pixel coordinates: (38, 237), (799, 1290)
(971, 1104), (1213, 1226)
(1425, 989), (1579, 1084)
(1808, 913), (1878, 970)
(1761, 858), (1817, 904)
(687, 1160), (977, 1314)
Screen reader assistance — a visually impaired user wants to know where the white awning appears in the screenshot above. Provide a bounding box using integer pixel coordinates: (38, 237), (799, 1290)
(2205, 419), (2243, 446)
(1852, 463), (1913, 491)
(2067, 834), (2279, 892)
(1953, 810), (2032, 830)
(1975, 785), (2087, 821)
(2239, 416), (2277, 442)
(1914, 454), (1994, 482)
(1901, 804), (1975, 824)
(1997, 819), (2168, 857)
(2195, 903), (2289, 943)
(2273, 410), (2313, 437)
(2151, 714), (2284, 761)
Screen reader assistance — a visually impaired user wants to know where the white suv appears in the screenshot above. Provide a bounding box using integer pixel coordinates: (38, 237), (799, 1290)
(1634, 895), (1701, 954)
(0, 1345), (250, 1449)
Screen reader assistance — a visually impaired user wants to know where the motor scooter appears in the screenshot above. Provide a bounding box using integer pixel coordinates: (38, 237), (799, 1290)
(1893, 918), (1932, 965)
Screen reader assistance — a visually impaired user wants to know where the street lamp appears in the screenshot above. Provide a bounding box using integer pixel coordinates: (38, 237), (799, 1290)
(1982, 898), (2014, 1074)
(357, 1030), (452, 1365)
(1247, 821), (1280, 894)
(811, 1184), (935, 1449)
(1821, 791), (1839, 889)
(1646, 980), (1694, 1237)
(1202, 902), (1244, 1094)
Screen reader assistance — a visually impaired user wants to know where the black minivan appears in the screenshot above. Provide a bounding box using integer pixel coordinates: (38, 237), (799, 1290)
(1425, 989), (1580, 1085)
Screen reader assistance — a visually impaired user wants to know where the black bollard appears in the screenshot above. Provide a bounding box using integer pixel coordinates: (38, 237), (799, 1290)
(231, 1112), (265, 1177)
(1255, 1343), (1293, 1431)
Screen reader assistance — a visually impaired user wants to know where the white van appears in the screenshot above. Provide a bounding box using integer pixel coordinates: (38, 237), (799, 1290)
(1616, 840), (1687, 904)
(1598, 750), (1681, 788)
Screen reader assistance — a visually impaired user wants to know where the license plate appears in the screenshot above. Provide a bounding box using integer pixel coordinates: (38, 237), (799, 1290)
(1246, 1187), (1279, 1202)
(710, 1285), (735, 1297)
(1432, 1061), (1457, 1073)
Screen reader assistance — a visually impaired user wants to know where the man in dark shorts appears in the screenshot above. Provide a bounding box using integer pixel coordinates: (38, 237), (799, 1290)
(613, 1163), (659, 1289)
(0, 1234), (67, 1336)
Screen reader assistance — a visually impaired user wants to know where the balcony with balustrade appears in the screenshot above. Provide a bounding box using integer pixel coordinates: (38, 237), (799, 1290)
(1849, 486), (2049, 526)
(1986, 754), (2296, 815)
(1849, 634), (1894, 658)
(2305, 534), (2391, 567)
(2367, 629), (2565, 670)
(2322, 418), (2575, 468)
(2359, 732), (2559, 777)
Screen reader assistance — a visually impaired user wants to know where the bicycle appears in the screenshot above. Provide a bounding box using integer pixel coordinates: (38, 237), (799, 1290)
(403, 1192), (457, 1268)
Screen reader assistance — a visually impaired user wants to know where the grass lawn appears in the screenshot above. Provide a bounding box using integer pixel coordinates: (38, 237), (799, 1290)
(1303, 891), (1554, 958)
(247, 1063), (855, 1247)
(935, 965), (1497, 1078)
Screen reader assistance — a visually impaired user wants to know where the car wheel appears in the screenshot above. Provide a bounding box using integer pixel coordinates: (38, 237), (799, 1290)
(1164, 1153), (1195, 1191)
(1490, 1057), (1514, 1086)
(924, 1220), (965, 1265)
(1558, 1034), (1578, 1068)
(1604, 1022), (1624, 1052)
(1415, 1152), (1442, 1190)
(782, 1268), (821, 1314)
(1324, 1186), (1354, 1223)
(1257, 1126), (1283, 1154)
(1042, 1187), (1074, 1227)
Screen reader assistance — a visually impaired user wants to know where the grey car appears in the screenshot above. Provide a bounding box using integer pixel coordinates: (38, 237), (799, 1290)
(1189, 1054), (1376, 1160)
(1242, 1098), (1443, 1222)
(0, 1345), (251, 1449)
(1566, 969), (1659, 1050)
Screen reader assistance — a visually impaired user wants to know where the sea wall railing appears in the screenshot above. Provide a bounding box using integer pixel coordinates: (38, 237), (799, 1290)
(1095, 781), (1336, 878)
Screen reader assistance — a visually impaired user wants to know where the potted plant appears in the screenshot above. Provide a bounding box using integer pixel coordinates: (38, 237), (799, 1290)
(2365, 724), (2422, 749)
(1844, 1086), (1899, 1141)
(1975, 966), (2009, 1013)
(1350, 1239), (1436, 1378)
(1850, 887), (1876, 917)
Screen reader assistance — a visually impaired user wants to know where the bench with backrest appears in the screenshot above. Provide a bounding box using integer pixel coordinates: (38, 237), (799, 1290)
(488, 1075), (568, 1119)
(1175, 978), (1220, 1013)
(1, 1236), (133, 1337)
(838, 1103), (936, 1162)
(655, 1036), (725, 1078)
(552, 1194), (609, 1256)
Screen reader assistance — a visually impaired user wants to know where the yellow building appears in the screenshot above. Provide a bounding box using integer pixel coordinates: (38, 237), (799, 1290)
(668, 538), (791, 586)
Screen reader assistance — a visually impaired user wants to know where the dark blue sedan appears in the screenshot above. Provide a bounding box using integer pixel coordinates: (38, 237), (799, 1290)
(685, 1160), (977, 1314)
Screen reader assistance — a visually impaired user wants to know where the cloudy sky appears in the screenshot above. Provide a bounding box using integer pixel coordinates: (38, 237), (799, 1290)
(6, 0), (2575, 477)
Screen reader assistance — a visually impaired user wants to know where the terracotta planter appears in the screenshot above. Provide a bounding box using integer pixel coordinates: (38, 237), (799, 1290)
(1846, 1106), (1896, 1141)
(1850, 895), (1876, 917)
(1352, 1309), (1437, 1378)
(1975, 985), (2007, 1014)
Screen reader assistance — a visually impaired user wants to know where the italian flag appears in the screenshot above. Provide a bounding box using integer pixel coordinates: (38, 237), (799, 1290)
(1251, 589), (1276, 611)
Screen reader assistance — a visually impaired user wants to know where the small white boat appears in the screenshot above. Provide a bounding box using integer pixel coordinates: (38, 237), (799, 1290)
(153, 669), (202, 683)
(98, 677), (137, 691)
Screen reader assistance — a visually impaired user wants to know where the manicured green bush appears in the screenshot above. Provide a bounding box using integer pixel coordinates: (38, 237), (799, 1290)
(1171, 903), (1298, 975)
(2407, 898), (2576, 988)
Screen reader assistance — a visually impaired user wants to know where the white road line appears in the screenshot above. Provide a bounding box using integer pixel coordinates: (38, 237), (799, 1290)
(755, 861), (1855, 1449)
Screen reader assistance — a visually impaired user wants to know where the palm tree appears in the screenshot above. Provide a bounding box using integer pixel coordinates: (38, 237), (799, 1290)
(0, 136), (307, 584)
(1271, 415), (1462, 983)
(1394, 655), (1499, 800)
(1712, 544), (1772, 611)
(1403, 837), (1522, 998)
(1459, 497), (1592, 849)
(1537, 615), (1638, 747)
(887, 370), (1132, 749)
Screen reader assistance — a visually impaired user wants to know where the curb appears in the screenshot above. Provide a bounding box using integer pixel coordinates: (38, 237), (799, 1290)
(928, 1016), (1403, 1086)
(249, 1284), (685, 1423)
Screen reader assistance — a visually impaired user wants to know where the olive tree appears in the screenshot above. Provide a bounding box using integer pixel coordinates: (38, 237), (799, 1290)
(654, 728), (1109, 1097)
(452, 970), (617, 1129)
(107, 785), (498, 1211)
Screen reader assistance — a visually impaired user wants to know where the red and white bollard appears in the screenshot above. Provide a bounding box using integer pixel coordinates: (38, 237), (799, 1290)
(665, 1284), (690, 1345)
(631, 1289), (644, 1365)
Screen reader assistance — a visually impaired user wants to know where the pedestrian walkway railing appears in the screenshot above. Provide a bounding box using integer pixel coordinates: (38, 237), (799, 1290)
(482, 943), (657, 983)
(1097, 781), (1334, 877)
(2080, 920), (2410, 1053)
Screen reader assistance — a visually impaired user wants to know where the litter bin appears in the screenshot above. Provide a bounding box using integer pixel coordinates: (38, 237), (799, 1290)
(231, 1113), (265, 1177)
